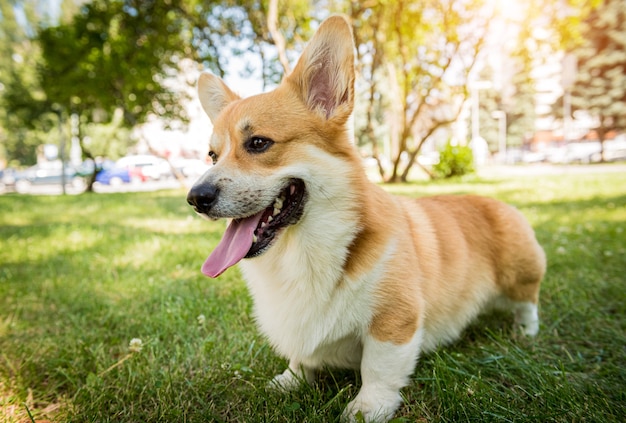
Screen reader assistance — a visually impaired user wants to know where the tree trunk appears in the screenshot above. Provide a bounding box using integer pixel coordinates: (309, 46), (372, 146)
(77, 128), (97, 193)
(267, 0), (290, 75)
(385, 173), (404, 184)
(597, 126), (606, 163)
(600, 139), (606, 162)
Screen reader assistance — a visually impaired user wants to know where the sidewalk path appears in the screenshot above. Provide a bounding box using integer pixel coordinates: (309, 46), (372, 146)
(478, 163), (626, 178)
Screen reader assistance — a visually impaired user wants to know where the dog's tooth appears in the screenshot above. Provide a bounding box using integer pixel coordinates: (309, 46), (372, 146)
(252, 234), (257, 243)
(274, 197), (283, 209)
(267, 215), (273, 223)
(273, 207), (281, 216)
(261, 221), (267, 228)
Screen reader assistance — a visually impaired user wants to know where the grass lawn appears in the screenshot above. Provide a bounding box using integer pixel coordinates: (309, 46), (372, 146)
(1, 167), (625, 422)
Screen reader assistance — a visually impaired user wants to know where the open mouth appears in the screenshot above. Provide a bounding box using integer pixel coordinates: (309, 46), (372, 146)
(201, 179), (307, 277)
(246, 178), (307, 258)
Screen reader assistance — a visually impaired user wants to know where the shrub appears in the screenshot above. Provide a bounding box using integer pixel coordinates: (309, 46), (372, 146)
(432, 141), (475, 179)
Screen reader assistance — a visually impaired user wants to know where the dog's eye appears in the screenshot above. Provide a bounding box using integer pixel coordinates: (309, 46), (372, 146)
(246, 136), (274, 153)
(208, 151), (218, 165)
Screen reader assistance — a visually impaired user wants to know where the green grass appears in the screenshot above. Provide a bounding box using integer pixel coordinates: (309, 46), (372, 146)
(1, 168), (625, 422)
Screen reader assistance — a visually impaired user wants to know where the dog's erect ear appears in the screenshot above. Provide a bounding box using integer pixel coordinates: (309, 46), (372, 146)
(197, 72), (240, 123)
(287, 15), (354, 121)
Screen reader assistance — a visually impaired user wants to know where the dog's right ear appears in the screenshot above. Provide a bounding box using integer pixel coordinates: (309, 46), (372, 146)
(287, 15), (355, 122)
(197, 72), (240, 123)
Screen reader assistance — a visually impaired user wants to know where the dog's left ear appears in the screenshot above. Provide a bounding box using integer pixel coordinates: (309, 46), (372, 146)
(287, 15), (354, 122)
(197, 72), (240, 123)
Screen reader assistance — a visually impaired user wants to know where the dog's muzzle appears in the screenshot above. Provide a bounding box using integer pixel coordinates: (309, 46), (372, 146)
(187, 182), (219, 215)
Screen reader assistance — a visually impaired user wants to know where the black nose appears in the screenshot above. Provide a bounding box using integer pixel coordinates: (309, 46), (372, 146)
(187, 183), (219, 214)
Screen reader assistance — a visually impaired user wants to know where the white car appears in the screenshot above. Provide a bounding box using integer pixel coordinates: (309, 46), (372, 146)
(171, 158), (211, 180)
(116, 155), (172, 180)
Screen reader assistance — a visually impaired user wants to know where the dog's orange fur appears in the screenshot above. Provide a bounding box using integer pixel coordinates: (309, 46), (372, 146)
(365, 194), (546, 346)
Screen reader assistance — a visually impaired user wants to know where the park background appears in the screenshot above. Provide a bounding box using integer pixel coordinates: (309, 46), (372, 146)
(1, 0), (626, 183)
(1, 0), (625, 422)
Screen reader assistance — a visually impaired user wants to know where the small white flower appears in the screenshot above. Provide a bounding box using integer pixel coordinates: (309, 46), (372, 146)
(556, 246), (566, 255)
(197, 314), (206, 325)
(604, 250), (613, 257)
(128, 338), (143, 353)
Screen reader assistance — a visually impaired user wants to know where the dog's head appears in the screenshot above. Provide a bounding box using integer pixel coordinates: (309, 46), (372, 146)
(187, 15), (358, 277)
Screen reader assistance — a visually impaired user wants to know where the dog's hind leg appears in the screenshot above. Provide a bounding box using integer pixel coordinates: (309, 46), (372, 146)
(341, 329), (422, 423)
(495, 243), (545, 337)
(490, 292), (541, 337)
(504, 272), (543, 337)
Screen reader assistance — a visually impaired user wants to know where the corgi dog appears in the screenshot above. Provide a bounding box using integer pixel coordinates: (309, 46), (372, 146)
(187, 15), (546, 422)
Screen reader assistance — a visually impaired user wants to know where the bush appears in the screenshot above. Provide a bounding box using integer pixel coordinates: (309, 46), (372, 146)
(432, 142), (475, 179)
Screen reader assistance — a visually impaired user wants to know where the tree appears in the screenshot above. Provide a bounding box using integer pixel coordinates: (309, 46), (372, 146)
(349, 0), (492, 182)
(38, 0), (193, 127)
(474, 65), (501, 153)
(1, 0), (315, 171)
(233, 0), (315, 88)
(474, 0), (599, 160)
(568, 0), (626, 160)
(0, 1), (59, 166)
(176, 0), (315, 90)
(474, 62), (536, 156)
(33, 0), (202, 189)
(495, 18), (538, 152)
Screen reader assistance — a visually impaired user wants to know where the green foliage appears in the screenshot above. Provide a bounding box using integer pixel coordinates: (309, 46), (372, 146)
(0, 0), (315, 166)
(80, 108), (132, 160)
(0, 1), (55, 166)
(0, 0), (617, 176)
(569, 0), (626, 139)
(432, 142), (475, 179)
(474, 64), (536, 151)
(349, 0), (491, 183)
(37, 0), (192, 127)
(233, 0), (316, 87)
(1, 170), (625, 422)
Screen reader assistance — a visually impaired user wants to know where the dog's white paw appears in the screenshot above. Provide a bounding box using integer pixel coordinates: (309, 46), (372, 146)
(514, 302), (539, 337)
(266, 370), (304, 393)
(341, 389), (401, 423)
(519, 318), (539, 337)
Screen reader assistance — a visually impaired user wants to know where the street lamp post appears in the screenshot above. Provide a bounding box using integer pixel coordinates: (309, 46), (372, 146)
(562, 54), (577, 144)
(470, 80), (492, 166)
(492, 110), (507, 163)
(52, 104), (67, 195)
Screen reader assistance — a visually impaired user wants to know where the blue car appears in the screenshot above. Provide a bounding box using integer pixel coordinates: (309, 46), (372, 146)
(95, 164), (131, 185)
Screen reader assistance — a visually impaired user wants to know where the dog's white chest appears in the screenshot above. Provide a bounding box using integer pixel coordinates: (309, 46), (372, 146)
(239, 255), (377, 368)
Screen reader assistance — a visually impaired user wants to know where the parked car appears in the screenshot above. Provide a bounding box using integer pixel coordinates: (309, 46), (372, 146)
(604, 137), (626, 162)
(116, 155), (172, 180)
(171, 158), (210, 179)
(95, 163), (132, 185)
(548, 141), (602, 164)
(13, 162), (85, 193)
(0, 168), (17, 192)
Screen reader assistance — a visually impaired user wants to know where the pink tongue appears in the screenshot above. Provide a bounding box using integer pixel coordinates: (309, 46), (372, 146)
(201, 211), (263, 277)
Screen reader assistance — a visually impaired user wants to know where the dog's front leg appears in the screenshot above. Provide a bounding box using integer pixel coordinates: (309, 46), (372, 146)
(268, 359), (315, 392)
(342, 331), (422, 423)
